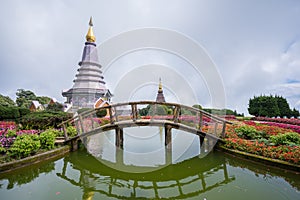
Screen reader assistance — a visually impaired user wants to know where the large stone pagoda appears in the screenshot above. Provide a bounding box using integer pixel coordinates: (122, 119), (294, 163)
(62, 17), (112, 111)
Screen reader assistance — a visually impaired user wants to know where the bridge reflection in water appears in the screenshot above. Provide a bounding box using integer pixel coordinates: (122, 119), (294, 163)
(83, 127), (218, 171)
(56, 150), (235, 200)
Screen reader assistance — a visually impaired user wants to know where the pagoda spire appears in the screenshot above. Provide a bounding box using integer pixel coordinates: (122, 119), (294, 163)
(158, 77), (163, 92)
(86, 17), (96, 42)
(156, 78), (166, 102)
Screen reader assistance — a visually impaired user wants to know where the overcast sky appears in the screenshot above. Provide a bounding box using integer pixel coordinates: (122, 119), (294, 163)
(1, 0), (300, 115)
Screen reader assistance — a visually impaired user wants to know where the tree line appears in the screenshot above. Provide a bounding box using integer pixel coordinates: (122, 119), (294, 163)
(248, 95), (299, 118)
(0, 89), (71, 129)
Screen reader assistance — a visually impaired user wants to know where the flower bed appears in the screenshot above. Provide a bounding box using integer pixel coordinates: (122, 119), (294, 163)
(224, 122), (300, 165)
(258, 121), (300, 134)
(224, 138), (300, 164)
(0, 121), (16, 130)
(253, 117), (300, 126)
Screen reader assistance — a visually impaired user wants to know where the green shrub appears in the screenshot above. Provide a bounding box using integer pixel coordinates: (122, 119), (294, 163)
(235, 125), (266, 140)
(96, 109), (107, 118)
(52, 129), (64, 137)
(6, 130), (17, 138)
(67, 126), (77, 137)
(8, 134), (41, 159)
(270, 132), (300, 146)
(20, 111), (72, 130)
(39, 130), (56, 150)
(0, 145), (6, 154)
(0, 105), (20, 120)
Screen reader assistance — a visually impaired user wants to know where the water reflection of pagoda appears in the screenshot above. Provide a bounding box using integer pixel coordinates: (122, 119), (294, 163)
(62, 17), (112, 112)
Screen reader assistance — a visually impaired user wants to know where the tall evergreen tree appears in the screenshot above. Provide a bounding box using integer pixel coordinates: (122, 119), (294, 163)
(276, 95), (292, 117)
(248, 95), (296, 117)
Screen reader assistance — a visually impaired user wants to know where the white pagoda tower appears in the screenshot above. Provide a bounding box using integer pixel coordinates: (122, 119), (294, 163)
(62, 17), (112, 111)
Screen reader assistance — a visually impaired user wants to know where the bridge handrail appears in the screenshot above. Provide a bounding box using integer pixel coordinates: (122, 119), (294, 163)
(59, 101), (232, 141)
(76, 101), (231, 124)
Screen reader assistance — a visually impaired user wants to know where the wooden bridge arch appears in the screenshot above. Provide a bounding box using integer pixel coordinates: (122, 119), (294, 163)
(60, 101), (231, 150)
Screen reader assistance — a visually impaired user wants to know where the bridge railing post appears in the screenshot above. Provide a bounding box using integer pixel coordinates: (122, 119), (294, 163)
(108, 106), (115, 124)
(221, 121), (226, 138)
(131, 104), (138, 122)
(173, 106), (181, 123)
(214, 121), (218, 137)
(62, 123), (69, 141)
(78, 115), (85, 134)
(198, 112), (203, 131)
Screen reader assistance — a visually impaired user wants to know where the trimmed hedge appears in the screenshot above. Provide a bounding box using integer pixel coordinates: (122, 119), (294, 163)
(20, 111), (72, 130)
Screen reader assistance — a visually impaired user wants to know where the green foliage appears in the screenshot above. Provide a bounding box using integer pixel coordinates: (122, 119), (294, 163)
(6, 130), (17, 138)
(18, 107), (30, 117)
(96, 109), (107, 118)
(203, 108), (243, 116)
(292, 108), (300, 118)
(66, 126), (77, 137)
(167, 108), (173, 115)
(50, 129), (64, 137)
(0, 144), (6, 154)
(192, 104), (202, 110)
(235, 125), (266, 140)
(248, 95), (299, 118)
(20, 111), (72, 130)
(46, 102), (63, 112)
(0, 105), (20, 120)
(149, 105), (168, 115)
(0, 94), (15, 107)
(8, 134), (41, 159)
(36, 96), (51, 105)
(270, 132), (300, 146)
(139, 105), (150, 116)
(138, 105), (169, 116)
(39, 130), (56, 150)
(181, 108), (193, 115)
(16, 89), (37, 108)
(0, 104), (30, 121)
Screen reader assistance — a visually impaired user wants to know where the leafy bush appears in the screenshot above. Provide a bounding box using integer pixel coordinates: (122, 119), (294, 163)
(51, 129), (64, 137)
(39, 130), (56, 150)
(270, 132), (300, 146)
(96, 109), (107, 118)
(20, 111), (72, 130)
(8, 134), (41, 159)
(235, 125), (266, 140)
(6, 130), (17, 138)
(67, 126), (77, 137)
(0, 105), (20, 120)
(0, 144), (6, 154)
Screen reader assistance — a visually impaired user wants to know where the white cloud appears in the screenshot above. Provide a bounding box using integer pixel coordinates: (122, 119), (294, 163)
(1, 0), (300, 115)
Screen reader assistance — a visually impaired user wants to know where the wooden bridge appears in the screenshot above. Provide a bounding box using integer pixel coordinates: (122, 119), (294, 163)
(60, 101), (231, 151)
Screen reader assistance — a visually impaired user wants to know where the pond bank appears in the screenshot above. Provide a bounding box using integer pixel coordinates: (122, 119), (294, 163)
(216, 144), (300, 173)
(0, 146), (70, 173)
(1, 143), (299, 174)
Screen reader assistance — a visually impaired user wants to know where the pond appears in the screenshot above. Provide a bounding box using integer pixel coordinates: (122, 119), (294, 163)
(0, 127), (299, 199)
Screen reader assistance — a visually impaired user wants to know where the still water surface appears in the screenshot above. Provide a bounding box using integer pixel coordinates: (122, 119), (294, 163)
(0, 127), (299, 199)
